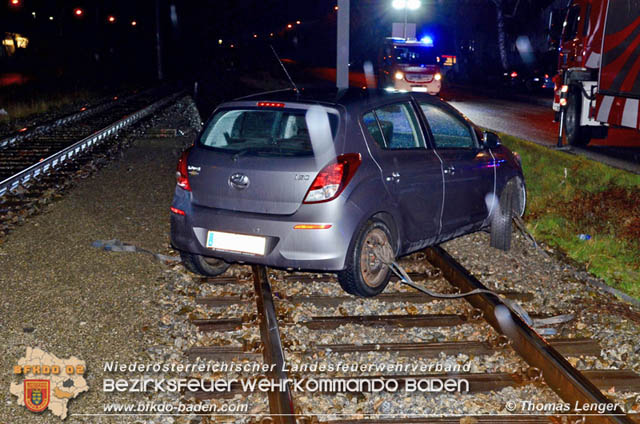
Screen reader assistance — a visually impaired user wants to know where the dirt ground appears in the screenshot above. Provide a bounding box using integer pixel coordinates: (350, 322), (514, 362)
(0, 118), (190, 423)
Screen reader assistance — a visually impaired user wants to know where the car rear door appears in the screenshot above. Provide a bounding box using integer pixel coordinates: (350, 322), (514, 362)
(361, 101), (444, 245)
(417, 101), (495, 235)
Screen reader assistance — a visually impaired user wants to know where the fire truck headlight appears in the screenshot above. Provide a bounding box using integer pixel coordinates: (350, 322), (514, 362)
(395, 71), (404, 80)
(434, 73), (442, 81)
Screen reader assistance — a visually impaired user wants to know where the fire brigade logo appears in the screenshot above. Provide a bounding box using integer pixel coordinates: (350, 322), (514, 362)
(24, 380), (50, 413)
(11, 347), (88, 420)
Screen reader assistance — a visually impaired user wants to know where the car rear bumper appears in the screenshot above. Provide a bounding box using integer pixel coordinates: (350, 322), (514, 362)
(170, 195), (362, 271)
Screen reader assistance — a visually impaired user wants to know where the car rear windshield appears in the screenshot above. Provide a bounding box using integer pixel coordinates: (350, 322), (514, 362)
(200, 108), (339, 157)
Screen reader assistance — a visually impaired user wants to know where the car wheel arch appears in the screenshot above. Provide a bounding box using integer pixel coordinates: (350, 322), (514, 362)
(371, 211), (400, 252)
(348, 210), (401, 259)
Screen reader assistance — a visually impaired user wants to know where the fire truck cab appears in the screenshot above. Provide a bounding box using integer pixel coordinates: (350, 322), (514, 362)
(378, 37), (442, 95)
(553, 0), (640, 146)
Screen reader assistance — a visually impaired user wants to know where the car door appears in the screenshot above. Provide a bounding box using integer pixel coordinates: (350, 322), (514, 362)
(361, 101), (444, 246)
(418, 101), (495, 235)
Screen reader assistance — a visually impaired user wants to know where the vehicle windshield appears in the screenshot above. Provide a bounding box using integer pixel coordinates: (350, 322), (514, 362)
(200, 108), (339, 157)
(393, 45), (437, 65)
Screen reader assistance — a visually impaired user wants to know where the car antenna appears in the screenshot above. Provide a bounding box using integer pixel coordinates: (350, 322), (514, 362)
(270, 45), (299, 94)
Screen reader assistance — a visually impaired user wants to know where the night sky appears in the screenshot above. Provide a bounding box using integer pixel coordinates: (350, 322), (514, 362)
(2, 0), (558, 84)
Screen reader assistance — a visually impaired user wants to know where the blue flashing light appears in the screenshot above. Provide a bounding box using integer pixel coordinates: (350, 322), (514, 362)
(420, 35), (433, 46)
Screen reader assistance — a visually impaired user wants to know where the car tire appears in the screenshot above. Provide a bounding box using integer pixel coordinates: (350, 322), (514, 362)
(490, 179), (517, 251)
(338, 220), (394, 297)
(564, 89), (591, 146)
(180, 252), (230, 277)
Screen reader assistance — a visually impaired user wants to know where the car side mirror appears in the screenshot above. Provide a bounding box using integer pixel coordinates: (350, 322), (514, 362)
(483, 131), (501, 149)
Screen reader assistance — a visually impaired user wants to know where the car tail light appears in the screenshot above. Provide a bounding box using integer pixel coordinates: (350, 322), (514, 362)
(257, 101), (285, 108)
(176, 149), (191, 191)
(510, 71), (518, 78)
(170, 207), (186, 216)
(303, 153), (361, 204)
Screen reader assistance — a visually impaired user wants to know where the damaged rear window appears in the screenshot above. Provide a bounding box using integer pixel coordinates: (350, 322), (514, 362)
(200, 109), (338, 157)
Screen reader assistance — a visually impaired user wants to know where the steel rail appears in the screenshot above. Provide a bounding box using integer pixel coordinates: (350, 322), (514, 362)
(425, 246), (634, 424)
(0, 89), (150, 150)
(252, 264), (297, 424)
(0, 91), (183, 197)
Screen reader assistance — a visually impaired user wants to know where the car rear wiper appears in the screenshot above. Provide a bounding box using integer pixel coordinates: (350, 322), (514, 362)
(231, 145), (282, 162)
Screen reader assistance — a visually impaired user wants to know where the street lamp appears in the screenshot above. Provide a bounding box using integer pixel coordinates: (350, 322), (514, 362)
(392, 0), (421, 40)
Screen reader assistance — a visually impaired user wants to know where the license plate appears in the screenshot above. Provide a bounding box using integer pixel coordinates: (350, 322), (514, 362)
(206, 231), (266, 256)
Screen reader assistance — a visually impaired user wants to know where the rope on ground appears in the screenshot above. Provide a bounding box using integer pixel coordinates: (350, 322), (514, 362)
(513, 215), (548, 256)
(372, 244), (573, 336)
(91, 239), (181, 264)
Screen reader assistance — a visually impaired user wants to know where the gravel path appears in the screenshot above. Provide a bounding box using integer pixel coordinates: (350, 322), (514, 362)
(0, 98), (199, 424)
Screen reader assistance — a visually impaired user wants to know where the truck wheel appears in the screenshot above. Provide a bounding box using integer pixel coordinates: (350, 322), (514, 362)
(490, 179), (517, 251)
(180, 252), (230, 277)
(564, 90), (591, 146)
(338, 220), (393, 297)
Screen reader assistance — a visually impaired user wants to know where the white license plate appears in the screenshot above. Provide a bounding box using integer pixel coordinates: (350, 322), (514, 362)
(206, 231), (266, 256)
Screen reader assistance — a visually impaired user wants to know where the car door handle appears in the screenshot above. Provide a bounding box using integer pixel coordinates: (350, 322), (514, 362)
(443, 165), (456, 175)
(385, 172), (401, 183)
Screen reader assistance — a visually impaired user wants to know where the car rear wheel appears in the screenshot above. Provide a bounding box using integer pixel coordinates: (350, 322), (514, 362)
(180, 252), (230, 277)
(490, 179), (518, 251)
(338, 220), (393, 297)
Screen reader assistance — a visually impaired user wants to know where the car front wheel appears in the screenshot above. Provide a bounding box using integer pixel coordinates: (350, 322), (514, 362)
(180, 252), (230, 277)
(490, 179), (518, 251)
(338, 220), (394, 297)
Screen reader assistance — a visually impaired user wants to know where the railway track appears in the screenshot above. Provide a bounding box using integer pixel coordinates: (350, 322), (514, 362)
(0, 88), (182, 198)
(181, 247), (640, 424)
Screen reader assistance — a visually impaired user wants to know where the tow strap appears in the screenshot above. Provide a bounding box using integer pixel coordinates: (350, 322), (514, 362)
(372, 243), (573, 336)
(91, 239), (181, 264)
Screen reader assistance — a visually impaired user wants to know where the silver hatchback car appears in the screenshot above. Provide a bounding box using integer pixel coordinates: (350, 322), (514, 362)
(171, 88), (525, 297)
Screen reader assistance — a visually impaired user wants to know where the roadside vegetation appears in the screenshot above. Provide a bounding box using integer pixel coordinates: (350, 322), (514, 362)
(500, 134), (640, 299)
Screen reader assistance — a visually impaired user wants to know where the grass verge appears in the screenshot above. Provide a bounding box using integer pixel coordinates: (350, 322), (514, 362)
(499, 134), (640, 299)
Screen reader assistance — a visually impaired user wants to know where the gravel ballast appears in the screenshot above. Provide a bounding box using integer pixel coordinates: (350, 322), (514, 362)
(0, 95), (638, 423)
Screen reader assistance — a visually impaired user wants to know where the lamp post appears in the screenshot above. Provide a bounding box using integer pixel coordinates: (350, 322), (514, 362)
(392, 0), (421, 39)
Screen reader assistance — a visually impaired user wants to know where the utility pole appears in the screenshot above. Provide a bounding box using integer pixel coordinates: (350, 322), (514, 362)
(336, 0), (350, 89)
(155, 0), (164, 80)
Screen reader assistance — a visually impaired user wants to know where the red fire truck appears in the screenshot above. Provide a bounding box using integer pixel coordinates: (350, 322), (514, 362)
(553, 0), (640, 146)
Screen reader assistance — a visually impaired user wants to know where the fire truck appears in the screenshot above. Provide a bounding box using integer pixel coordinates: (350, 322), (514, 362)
(378, 37), (442, 95)
(553, 0), (640, 146)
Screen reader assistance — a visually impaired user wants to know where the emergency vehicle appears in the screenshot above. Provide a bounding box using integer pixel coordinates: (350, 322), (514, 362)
(553, 0), (640, 146)
(379, 37), (442, 95)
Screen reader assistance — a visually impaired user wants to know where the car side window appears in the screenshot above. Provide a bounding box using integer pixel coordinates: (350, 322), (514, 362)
(420, 103), (476, 149)
(363, 103), (425, 150)
(362, 112), (385, 148)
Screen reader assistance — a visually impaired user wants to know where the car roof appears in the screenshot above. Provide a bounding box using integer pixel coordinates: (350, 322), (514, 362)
(232, 87), (445, 110)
